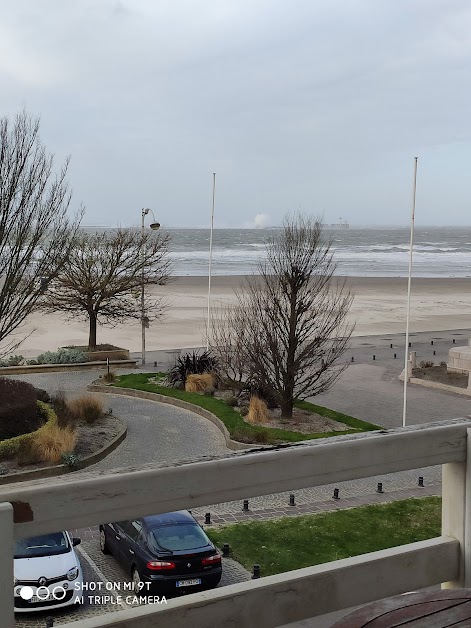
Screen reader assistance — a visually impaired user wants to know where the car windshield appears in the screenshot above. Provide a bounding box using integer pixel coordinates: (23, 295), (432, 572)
(14, 532), (69, 558)
(150, 523), (210, 552)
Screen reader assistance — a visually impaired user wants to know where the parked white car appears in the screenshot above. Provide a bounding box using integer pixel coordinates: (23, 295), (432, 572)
(14, 531), (83, 612)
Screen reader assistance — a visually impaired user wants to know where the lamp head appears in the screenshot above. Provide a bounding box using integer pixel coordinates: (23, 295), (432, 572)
(149, 222), (160, 231)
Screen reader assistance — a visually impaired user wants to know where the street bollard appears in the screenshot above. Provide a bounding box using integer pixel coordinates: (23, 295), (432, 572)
(154, 361), (157, 367)
(252, 564), (261, 579)
(409, 342), (412, 347)
(418, 476), (424, 487)
(289, 493), (295, 507)
(243, 499), (249, 511)
(431, 340), (433, 345)
(205, 512), (211, 525)
(333, 488), (340, 500)
(394, 353), (397, 359)
(453, 339), (456, 344)
(223, 543), (230, 557)
(351, 356), (354, 362)
(373, 355), (375, 360)
(377, 482), (384, 494)
(433, 350), (436, 355)
(390, 344), (393, 348)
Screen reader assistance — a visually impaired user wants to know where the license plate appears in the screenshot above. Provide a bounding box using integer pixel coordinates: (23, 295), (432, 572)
(30, 593), (55, 603)
(176, 578), (201, 587)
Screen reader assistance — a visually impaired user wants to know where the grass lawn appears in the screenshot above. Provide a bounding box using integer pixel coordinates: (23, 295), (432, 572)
(114, 373), (381, 444)
(206, 497), (441, 576)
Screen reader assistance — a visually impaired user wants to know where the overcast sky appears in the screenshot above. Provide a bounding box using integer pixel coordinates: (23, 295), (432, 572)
(2, 0), (471, 227)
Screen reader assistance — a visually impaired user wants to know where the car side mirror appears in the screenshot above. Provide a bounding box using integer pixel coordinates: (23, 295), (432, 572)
(72, 537), (81, 546)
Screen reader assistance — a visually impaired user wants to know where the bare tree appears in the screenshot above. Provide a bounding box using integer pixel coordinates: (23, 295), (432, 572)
(0, 111), (82, 356)
(210, 215), (354, 419)
(42, 228), (171, 348)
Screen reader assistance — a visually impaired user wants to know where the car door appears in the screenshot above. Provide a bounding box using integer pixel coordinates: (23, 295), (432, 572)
(109, 522), (130, 566)
(119, 520), (144, 573)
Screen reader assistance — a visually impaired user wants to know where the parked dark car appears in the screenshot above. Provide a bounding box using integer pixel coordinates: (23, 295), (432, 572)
(99, 510), (222, 593)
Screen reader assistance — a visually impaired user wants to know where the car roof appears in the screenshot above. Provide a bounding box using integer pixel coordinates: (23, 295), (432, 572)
(141, 510), (196, 528)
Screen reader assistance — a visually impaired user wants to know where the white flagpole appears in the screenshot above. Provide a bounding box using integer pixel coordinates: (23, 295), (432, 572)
(206, 173), (216, 350)
(402, 157), (418, 428)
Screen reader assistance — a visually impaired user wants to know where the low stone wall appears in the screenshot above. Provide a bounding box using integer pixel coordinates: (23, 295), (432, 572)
(448, 342), (471, 373)
(408, 377), (471, 397)
(0, 359), (138, 375)
(84, 349), (130, 361)
(0, 416), (127, 485)
(88, 384), (257, 452)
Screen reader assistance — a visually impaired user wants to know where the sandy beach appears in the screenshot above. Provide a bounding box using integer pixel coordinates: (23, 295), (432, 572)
(11, 276), (471, 357)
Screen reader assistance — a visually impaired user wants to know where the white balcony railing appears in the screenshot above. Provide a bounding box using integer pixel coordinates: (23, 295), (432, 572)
(0, 418), (470, 627)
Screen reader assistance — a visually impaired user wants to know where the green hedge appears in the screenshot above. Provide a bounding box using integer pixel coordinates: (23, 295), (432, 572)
(0, 401), (57, 460)
(114, 374), (381, 444)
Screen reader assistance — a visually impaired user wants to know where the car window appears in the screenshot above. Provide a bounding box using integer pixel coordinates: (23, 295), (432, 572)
(14, 532), (70, 558)
(121, 520), (142, 542)
(150, 524), (210, 552)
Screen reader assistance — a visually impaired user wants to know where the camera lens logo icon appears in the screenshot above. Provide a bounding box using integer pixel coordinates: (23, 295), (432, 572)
(19, 585), (66, 601)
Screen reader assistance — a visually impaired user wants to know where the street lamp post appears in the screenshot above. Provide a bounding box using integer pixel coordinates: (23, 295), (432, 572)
(141, 208), (160, 366)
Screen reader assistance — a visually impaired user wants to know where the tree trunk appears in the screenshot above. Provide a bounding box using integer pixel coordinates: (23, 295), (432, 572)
(280, 397), (293, 419)
(88, 311), (97, 349)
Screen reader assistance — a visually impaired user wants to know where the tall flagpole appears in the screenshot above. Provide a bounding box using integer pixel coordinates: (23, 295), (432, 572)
(402, 157), (418, 428)
(206, 173), (216, 350)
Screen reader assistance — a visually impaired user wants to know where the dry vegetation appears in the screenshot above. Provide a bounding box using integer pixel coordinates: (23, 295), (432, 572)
(185, 373), (214, 392)
(247, 396), (269, 424)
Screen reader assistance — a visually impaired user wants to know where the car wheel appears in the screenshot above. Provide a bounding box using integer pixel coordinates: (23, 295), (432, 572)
(99, 528), (110, 554)
(132, 567), (143, 593)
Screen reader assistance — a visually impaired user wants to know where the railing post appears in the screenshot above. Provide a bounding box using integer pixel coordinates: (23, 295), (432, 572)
(441, 428), (471, 588)
(0, 502), (14, 627)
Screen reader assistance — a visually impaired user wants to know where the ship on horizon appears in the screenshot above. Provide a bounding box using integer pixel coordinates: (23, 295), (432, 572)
(327, 217), (349, 230)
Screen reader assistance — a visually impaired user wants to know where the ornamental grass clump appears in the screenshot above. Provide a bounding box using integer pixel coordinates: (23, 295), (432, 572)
(185, 373), (214, 393)
(247, 396), (269, 424)
(67, 395), (104, 424)
(32, 424), (77, 464)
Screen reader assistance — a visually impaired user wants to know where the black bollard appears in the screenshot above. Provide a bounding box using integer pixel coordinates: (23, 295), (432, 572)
(333, 488), (340, 500)
(453, 339), (456, 344)
(223, 543), (230, 557)
(243, 499), (249, 512)
(205, 512), (211, 525)
(431, 340), (433, 345)
(351, 356), (354, 362)
(418, 476), (424, 488)
(377, 482), (384, 494)
(433, 350), (436, 355)
(289, 493), (295, 507)
(252, 564), (261, 579)
(373, 355), (375, 360)
(394, 353), (397, 358)
(390, 344), (393, 348)
(409, 342), (412, 347)
(154, 361), (157, 367)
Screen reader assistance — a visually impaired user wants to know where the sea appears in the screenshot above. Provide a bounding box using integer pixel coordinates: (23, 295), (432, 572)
(161, 226), (471, 278)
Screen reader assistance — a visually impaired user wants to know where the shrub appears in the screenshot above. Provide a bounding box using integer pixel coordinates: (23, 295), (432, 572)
(67, 395), (104, 424)
(26, 359), (38, 365)
(168, 350), (218, 385)
(185, 373), (214, 392)
(35, 388), (51, 403)
(31, 424), (77, 464)
(419, 360), (434, 368)
(0, 378), (44, 439)
(61, 452), (80, 468)
(0, 354), (24, 367)
(35, 348), (87, 365)
(204, 386), (216, 396)
(253, 430), (270, 444)
(225, 395), (238, 407)
(52, 391), (76, 429)
(103, 371), (116, 383)
(247, 396), (269, 424)
(239, 405), (249, 417)
(0, 402), (56, 460)
(243, 381), (278, 409)
(440, 361), (447, 368)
